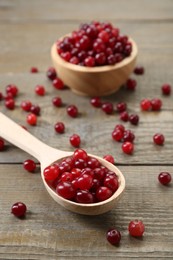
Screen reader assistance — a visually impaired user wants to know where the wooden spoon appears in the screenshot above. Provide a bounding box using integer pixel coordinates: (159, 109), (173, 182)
(0, 112), (125, 215)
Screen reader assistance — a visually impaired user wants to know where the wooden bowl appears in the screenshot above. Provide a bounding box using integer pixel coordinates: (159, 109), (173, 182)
(51, 38), (138, 96)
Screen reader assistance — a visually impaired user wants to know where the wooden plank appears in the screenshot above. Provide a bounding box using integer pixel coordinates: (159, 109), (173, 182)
(0, 0), (173, 22)
(0, 164), (172, 259)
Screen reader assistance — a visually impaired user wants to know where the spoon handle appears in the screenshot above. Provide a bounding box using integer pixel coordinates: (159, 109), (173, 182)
(0, 112), (66, 162)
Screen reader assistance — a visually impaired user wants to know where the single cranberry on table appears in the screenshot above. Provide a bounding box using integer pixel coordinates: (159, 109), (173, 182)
(67, 105), (78, 117)
(112, 129), (124, 142)
(114, 124), (125, 133)
(6, 84), (18, 97)
(123, 130), (135, 142)
(101, 102), (114, 114)
(53, 77), (65, 90)
(120, 111), (129, 122)
(151, 98), (162, 111)
(21, 100), (32, 112)
(116, 102), (127, 113)
(90, 97), (102, 108)
(128, 220), (145, 237)
(158, 172), (172, 185)
(140, 99), (152, 111)
(11, 202), (27, 218)
(161, 84), (171, 95)
(23, 159), (36, 172)
(126, 78), (137, 91)
(0, 138), (5, 151)
(35, 85), (46, 96)
(30, 67), (39, 73)
(30, 105), (41, 116)
(103, 154), (115, 164)
(54, 122), (65, 134)
(133, 66), (144, 75)
(27, 113), (37, 126)
(129, 114), (139, 125)
(153, 133), (165, 145)
(122, 141), (134, 154)
(70, 134), (81, 147)
(106, 228), (121, 245)
(47, 67), (57, 81)
(52, 96), (62, 107)
(5, 98), (15, 110)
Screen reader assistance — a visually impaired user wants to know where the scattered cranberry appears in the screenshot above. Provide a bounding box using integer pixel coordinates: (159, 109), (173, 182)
(52, 96), (62, 107)
(67, 105), (78, 117)
(35, 85), (45, 96)
(30, 105), (41, 116)
(112, 129), (124, 142)
(54, 122), (65, 134)
(70, 134), (81, 147)
(120, 111), (129, 122)
(90, 97), (102, 108)
(128, 220), (145, 237)
(122, 141), (134, 154)
(123, 130), (135, 142)
(133, 66), (144, 75)
(126, 78), (137, 90)
(30, 67), (38, 73)
(6, 84), (18, 97)
(107, 228), (121, 245)
(114, 124), (125, 133)
(27, 113), (37, 126)
(151, 98), (162, 111)
(102, 102), (114, 114)
(0, 138), (5, 151)
(21, 100), (32, 112)
(5, 98), (15, 110)
(11, 202), (27, 217)
(140, 99), (152, 111)
(103, 155), (115, 164)
(158, 172), (172, 185)
(53, 77), (65, 90)
(153, 133), (165, 145)
(116, 102), (127, 112)
(23, 159), (36, 172)
(161, 84), (171, 95)
(47, 67), (57, 80)
(129, 114), (139, 125)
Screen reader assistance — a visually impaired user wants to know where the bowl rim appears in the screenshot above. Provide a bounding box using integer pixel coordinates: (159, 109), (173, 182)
(51, 37), (138, 73)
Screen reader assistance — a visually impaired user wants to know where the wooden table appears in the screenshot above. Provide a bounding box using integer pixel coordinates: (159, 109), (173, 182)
(0, 1), (173, 259)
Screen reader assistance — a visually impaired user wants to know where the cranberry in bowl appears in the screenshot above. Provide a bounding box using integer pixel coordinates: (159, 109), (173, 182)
(51, 21), (138, 96)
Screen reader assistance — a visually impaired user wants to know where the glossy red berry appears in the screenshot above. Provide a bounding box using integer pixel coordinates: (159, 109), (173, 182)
(44, 165), (60, 182)
(120, 111), (129, 122)
(129, 114), (139, 125)
(6, 84), (18, 97)
(107, 228), (121, 245)
(161, 84), (171, 95)
(114, 124), (125, 133)
(35, 85), (45, 96)
(54, 122), (65, 133)
(116, 102), (127, 112)
(112, 129), (124, 142)
(126, 78), (137, 90)
(104, 175), (119, 192)
(134, 66), (144, 75)
(27, 113), (37, 126)
(11, 202), (27, 217)
(84, 56), (95, 67)
(140, 99), (152, 111)
(0, 138), (5, 151)
(128, 220), (145, 237)
(102, 102), (114, 114)
(158, 172), (172, 185)
(5, 98), (15, 110)
(73, 149), (88, 161)
(96, 186), (113, 201)
(75, 190), (94, 203)
(30, 105), (40, 116)
(53, 77), (65, 90)
(103, 155), (115, 164)
(151, 98), (162, 111)
(52, 96), (62, 107)
(47, 67), (57, 80)
(30, 67), (38, 73)
(23, 159), (36, 172)
(67, 105), (78, 117)
(123, 130), (135, 142)
(70, 134), (81, 147)
(76, 173), (93, 190)
(90, 97), (102, 108)
(56, 181), (76, 199)
(122, 141), (134, 154)
(153, 133), (165, 145)
(21, 100), (32, 112)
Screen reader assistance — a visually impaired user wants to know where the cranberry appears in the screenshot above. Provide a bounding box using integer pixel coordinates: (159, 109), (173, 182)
(96, 186), (113, 201)
(73, 149), (88, 161)
(114, 124), (125, 133)
(0, 138), (5, 151)
(123, 130), (135, 142)
(30, 105), (41, 116)
(151, 98), (162, 111)
(69, 56), (79, 65)
(126, 78), (137, 90)
(44, 165), (60, 182)
(56, 181), (76, 199)
(27, 113), (37, 126)
(61, 52), (71, 62)
(74, 159), (87, 169)
(134, 66), (144, 75)
(30, 67), (38, 73)
(70, 134), (81, 147)
(35, 85), (45, 96)
(122, 142), (134, 154)
(23, 159), (36, 172)
(140, 99), (152, 111)
(61, 172), (73, 182)
(52, 96), (62, 107)
(76, 173), (93, 190)
(75, 190), (94, 203)
(104, 175), (119, 192)
(11, 202), (27, 217)
(95, 52), (106, 65)
(84, 56), (95, 67)
(47, 67), (57, 80)
(6, 84), (18, 97)
(153, 133), (165, 145)
(53, 77), (65, 90)
(112, 129), (124, 142)
(128, 220), (145, 237)
(103, 155), (115, 164)
(90, 97), (102, 108)
(5, 98), (15, 110)
(87, 157), (101, 168)
(67, 105), (78, 117)
(158, 172), (172, 185)
(93, 167), (106, 181)
(102, 102), (114, 114)
(129, 114), (139, 125)
(107, 228), (121, 245)
(161, 84), (171, 95)
(21, 100), (32, 112)
(120, 111), (129, 122)
(116, 102), (127, 112)
(0, 92), (3, 100)
(54, 122), (65, 134)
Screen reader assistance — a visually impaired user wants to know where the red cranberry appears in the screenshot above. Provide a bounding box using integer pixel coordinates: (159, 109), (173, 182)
(27, 113), (37, 126)
(123, 130), (135, 142)
(107, 228), (121, 245)
(73, 149), (88, 161)
(112, 129), (124, 142)
(6, 84), (18, 97)
(44, 165), (60, 182)
(126, 78), (137, 90)
(75, 190), (94, 203)
(21, 100), (32, 112)
(129, 114), (139, 125)
(95, 52), (106, 65)
(151, 98), (162, 111)
(102, 102), (114, 114)
(0, 92), (3, 100)
(30, 67), (38, 73)
(140, 99), (152, 111)
(87, 157), (101, 169)
(0, 138), (5, 151)
(52, 96), (62, 107)
(53, 77), (65, 90)
(54, 122), (65, 134)
(67, 105), (78, 117)
(161, 84), (171, 95)
(153, 133), (165, 145)
(84, 56), (95, 67)
(56, 181), (76, 199)
(103, 155), (115, 164)
(47, 67), (57, 80)
(30, 105), (41, 116)
(90, 97), (102, 108)
(122, 142), (134, 154)
(76, 173), (93, 190)
(96, 186), (113, 201)
(120, 111), (129, 122)
(69, 56), (79, 64)
(134, 66), (144, 75)
(61, 172), (73, 182)
(35, 85), (45, 96)
(128, 220), (145, 237)
(5, 98), (15, 110)
(70, 134), (81, 147)
(11, 202), (27, 217)
(114, 124), (125, 133)
(158, 172), (172, 185)
(116, 102), (127, 112)
(104, 175), (119, 192)
(23, 159), (36, 172)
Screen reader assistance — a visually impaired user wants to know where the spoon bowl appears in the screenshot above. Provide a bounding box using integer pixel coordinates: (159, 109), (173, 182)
(0, 112), (125, 215)
(51, 37), (138, 96)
